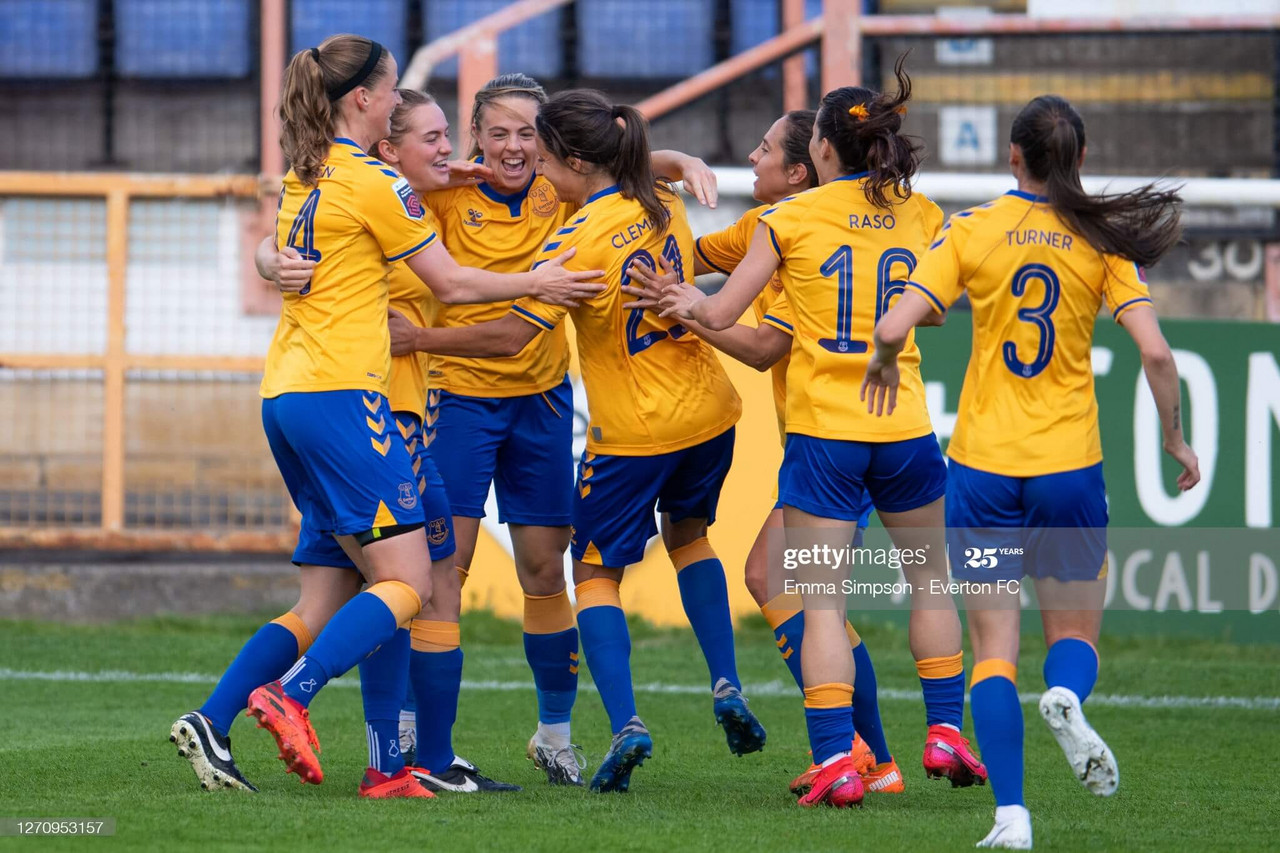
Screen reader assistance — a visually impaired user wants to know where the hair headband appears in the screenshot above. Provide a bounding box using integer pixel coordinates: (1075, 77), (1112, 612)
(324, 40), (384, 103)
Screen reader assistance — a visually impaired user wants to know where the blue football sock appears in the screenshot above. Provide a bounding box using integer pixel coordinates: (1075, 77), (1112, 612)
(918, 652), (966, 729)
(769, 609), (806, 691)
(524, 628), (579, 724)
(358, 627), (409, 775)
(851, 641), (892, 765)
(200, 615), (307, 736)
(402, 677), (416, 714)
(970, 666), (1024, 807)
(409, 620), (462, 775)
(672, 542), (740, 690)
(280, 587), (410, 707)
(576, 579), (637, 734)
(804, 683), (855, 765)
(1043, 638), (1099, 704)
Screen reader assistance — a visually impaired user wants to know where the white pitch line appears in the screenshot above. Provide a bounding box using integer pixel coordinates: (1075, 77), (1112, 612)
(1, 668), (1277, 711)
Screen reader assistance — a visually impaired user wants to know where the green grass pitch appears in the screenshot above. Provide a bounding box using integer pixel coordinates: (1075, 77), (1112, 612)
(1, 612), (1276, 851)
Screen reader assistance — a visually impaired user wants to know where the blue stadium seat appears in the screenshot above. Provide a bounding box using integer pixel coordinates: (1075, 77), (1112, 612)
(116, 0), (251, 78)
(424, 1), (564, 80)
(578, 0), (714, 79)
(730, 0), (823, 77)
(291, 0), (408, 71)
(0, 0), (97, 78)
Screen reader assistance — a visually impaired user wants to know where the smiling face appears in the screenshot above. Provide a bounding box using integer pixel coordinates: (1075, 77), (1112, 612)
(474, 95), (540, 193)
(377, 101), (453, 194)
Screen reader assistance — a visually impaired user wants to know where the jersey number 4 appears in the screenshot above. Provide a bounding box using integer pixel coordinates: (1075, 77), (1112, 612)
(818, 245), (917, 353)
(622, 235), (686, 356)
(1003, 263), (1060, 379)
(284, 188), (323, 296)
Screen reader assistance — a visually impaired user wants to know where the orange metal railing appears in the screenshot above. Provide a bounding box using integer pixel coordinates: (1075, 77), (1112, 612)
(0, 170), (297, 552)
(637, 4), (1280, 121)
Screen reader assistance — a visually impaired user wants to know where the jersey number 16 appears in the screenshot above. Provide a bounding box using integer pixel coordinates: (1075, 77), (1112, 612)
(819, 245), (917, 353)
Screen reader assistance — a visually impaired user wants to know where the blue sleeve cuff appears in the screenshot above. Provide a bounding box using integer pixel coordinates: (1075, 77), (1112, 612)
(1112, 296), (1152, 321)
(511, 304), (555, 331)
(694, 237), (731, 275)
(385, 233), (436, 262)
(904, 281), (947, 314)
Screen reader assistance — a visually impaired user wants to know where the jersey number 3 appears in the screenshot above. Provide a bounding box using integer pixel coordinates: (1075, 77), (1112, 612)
(1003, 263), (1060, 379)
(284, 188), (323, 296)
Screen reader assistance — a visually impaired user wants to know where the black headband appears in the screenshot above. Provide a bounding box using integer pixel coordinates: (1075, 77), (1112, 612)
(324, 40), (384, 103)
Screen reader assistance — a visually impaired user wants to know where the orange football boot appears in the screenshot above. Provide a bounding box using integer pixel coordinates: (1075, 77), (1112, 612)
(862, 759), (905, 794)
(359, 767), (435, 799)
(922, 724), (988, 787)
(245, 681), (323, 784)
(796, 755), (864, 808)
(790, 733), (874, 795)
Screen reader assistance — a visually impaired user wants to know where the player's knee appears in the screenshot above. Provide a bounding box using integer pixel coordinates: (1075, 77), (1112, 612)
(743, 554), (771, 606)
(519, 555), (566, 596)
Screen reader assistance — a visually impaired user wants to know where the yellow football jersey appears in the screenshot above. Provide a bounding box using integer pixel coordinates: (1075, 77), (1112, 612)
(512, 186), (742, 456)
(906, 189), (1153, 477)
(386, 260), (431, 417)
(262, 138), (437, 398)
(421, 170), (574, 398)
(759, 174), (943, 442)
(696, 205), (791, 443)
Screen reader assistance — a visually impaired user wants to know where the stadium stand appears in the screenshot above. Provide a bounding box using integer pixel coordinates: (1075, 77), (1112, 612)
(425, 0), (565, 79)
(290, 0), (409, 75)
(115, 0), (253, 78)
(0, 0), (98, 78)
(577, 0), (716, 78)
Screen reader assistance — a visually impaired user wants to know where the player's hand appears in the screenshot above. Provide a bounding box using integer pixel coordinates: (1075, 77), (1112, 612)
(657, 280), (705, 320)
(1164, 439), (1201, 491)
(621, 253), (679, 310)
(442, 159), (495, 188)
(531, 246), (606, 308)
(861, 352), (900, 416)
(271, 247), (316, 294)
(387, 307), (418, 357)
(677, 155), (718, 209)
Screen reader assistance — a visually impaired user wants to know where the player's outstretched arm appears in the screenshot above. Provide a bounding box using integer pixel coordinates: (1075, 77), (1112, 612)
(651, 150), (718, 208)
(623, 254), (788, 371)
(405, 241), (605, 307)
(1119, 304), (1200, 491)
(659, 223), (779, 329)
(389, 309), (539, 359)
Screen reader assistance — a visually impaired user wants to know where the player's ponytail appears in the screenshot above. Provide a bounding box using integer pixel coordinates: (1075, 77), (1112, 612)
(815, 53), (920, 208)
(780, 109), (819, 190)
(1012, 95), (1181, 267)
(469, 73), (547, 158)
(536, 89), (670, 233)
(610, 103), (670, 234)
(280, 34), (394, 186)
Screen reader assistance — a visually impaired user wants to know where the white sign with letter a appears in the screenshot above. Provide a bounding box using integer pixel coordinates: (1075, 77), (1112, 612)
(939, 106), (998, 166)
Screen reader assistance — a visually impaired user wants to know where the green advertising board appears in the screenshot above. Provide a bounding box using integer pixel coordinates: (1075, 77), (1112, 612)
(915, 313), (1280, 529)
(870, 313), (1280, 643)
